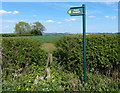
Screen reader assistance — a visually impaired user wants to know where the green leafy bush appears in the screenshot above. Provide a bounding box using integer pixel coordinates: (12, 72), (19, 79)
(1, 33), (42, 37)
(54, 34), (119, 78)
(2, 64), (119, 91)
(2, 38), (47, 89)
(54, 37), (83, 74)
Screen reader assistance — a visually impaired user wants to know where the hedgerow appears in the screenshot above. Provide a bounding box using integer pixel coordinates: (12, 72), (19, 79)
(54, 34), (119, 78)
(2, 38), (47, 90)
(1, 34), (120, 91)
(1, 33), (42, 37)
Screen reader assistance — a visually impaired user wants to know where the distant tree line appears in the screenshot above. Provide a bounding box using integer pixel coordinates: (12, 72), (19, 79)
(14, 21), (46, 35)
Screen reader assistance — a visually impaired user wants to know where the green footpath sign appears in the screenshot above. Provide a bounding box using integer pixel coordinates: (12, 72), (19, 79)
(67, 7), (83, 16)
(67, 4), (87, 84)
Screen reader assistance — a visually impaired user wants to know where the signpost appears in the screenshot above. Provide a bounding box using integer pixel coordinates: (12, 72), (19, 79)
(68, 4), (87, 83)
(67, 7), (83, 16)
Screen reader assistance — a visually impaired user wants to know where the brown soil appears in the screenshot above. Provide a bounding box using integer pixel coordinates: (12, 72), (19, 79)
(42, 43), (56, 52)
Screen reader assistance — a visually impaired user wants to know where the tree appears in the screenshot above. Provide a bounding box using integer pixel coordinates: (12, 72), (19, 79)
(31, 22), (46, 35)
(14, 21), (31, 34)
(30, 29), (42, 35)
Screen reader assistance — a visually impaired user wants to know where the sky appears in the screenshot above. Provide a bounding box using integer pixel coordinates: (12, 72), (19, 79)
(0, 2), (119, 33)
(2, 0), (120, 2)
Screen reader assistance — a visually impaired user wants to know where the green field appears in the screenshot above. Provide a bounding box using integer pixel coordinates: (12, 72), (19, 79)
(3, 33), (80, 43)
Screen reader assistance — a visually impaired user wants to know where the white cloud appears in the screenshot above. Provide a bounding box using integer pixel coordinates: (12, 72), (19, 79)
(46, 20), (63, 24)
(20, 20), (24, 21)
(45, 20), (55, 23)
(105, 16), (117, 19)
(0, 10), (19, 15)
(65, 18), (76, 22)
(57, 22), (62, 24)
(105, 16), (110, 18)
(12, 11), (19, 14)
(88, 16), (96, 18)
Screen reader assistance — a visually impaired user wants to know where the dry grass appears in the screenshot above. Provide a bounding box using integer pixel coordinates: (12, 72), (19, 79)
(42, 43), (56, 52)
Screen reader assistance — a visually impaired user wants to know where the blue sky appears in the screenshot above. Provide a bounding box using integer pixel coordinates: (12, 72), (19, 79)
(2, 0), (119, 2)
(1, 2), (118, 33)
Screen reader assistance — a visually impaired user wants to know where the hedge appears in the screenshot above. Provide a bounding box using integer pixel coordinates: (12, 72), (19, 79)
(1, 35), (119, 91)
(2, 38), (47, 79)
(1, 34), (42, 37)
(54, 34), (119, 78)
